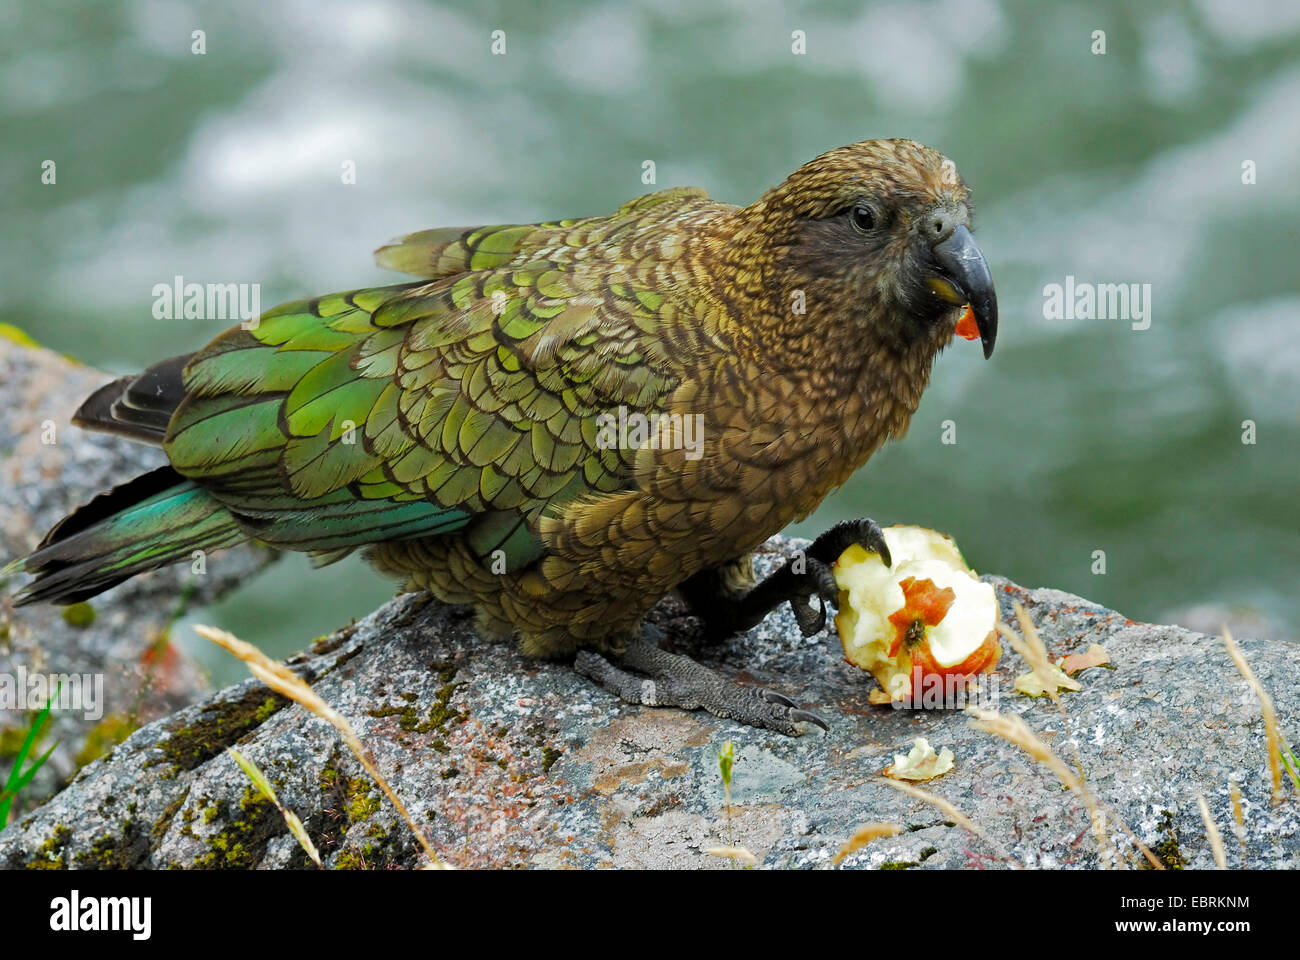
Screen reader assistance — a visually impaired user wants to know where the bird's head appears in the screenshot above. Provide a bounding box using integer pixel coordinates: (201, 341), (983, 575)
(747, 138), (997, 361)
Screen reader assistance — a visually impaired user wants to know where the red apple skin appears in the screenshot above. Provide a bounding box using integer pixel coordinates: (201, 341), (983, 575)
(910, 628), (1001, 680)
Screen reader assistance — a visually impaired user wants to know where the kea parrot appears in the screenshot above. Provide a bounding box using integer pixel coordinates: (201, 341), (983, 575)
(8, 138), (997, 735)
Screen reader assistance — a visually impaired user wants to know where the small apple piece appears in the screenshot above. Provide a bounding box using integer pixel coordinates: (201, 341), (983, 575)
(884, 737), (954, 781)
(1014, 662), (1081, 697)
(833, 525), (1000, 702)
(955, 304), (981, 341)
(1013, 642), (1109, 696)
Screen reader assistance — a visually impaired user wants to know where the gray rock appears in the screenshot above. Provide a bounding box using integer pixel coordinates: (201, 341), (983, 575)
(0, 530), (1294, 869)
(0, 336), (277, 814)
(0, 337), (1294, 869)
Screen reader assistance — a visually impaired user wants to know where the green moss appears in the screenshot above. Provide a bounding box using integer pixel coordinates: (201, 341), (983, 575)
(878, 860), (918, 870)
(321, 760), (381, 824)
(193, 787), (275, 869)
(74, 714), (138, 768)
(366, 703), (420, 729)
(74, 830), (137, 869)
(366, 674), (465, 736)
(151, 789), (190, 844)
(541, 746), (562, 774)
(1144, 810), (1186, 870)
(61, 602), (96, 628)
(153, 688), (289, 772)
(26, 824), (70, 870)
(346, 784), (380, 823)
(334, 849), (367, 870)
(334, 819), (404, 870)
(919, 846), (938, 862)
(0, 725), (32, 759)
(309, 634), (339, 654)
(307, 617), (367, 661)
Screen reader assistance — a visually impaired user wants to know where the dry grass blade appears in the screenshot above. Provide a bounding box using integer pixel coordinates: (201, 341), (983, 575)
(1229, 781), (1248, 868)
(1222, 628), (1283, 804)
(878, 777), (1020, 868)
(969, 708), (1084, 794)
(195, 624), (450, 869)
(705, 845), (758, 865)
(833, 822), (903, 866)
(1196, 794), (1226, 869)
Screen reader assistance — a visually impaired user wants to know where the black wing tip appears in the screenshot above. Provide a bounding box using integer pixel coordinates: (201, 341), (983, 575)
(70, 353), (195, 444)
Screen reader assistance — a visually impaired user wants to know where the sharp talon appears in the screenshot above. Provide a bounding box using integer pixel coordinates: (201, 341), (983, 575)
(791, 596), (824, 636)
(759, 688), (797, 708)
(811, 559), (837, 602)
(789, 709), (830, 732)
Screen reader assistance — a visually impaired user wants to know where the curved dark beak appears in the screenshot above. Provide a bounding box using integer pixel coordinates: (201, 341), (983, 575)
(930, 225), (998, 358)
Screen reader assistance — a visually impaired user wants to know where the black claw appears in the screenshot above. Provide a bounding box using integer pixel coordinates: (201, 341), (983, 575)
(789, 709), (830, 732)
(790, 594), (825, 636)
(783, 558), (837, 636)
(759, 687), (797, 708)
(810, 559), (838, 604)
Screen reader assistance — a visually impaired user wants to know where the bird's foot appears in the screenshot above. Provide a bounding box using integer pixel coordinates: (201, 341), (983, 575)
(787, 516), (893, 635)
(575, 636), (828, 736)
(737, 517), (893, 638)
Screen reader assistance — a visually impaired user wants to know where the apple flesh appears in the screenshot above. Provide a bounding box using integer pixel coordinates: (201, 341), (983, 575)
(833, 525), (1000, 703)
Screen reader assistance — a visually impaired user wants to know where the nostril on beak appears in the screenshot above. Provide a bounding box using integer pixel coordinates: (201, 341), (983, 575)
(926, 213), (953, 244)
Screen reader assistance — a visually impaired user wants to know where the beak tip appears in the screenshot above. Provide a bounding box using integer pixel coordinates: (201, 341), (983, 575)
(979, 302), (998, 359)
(931, 225), (997, 361)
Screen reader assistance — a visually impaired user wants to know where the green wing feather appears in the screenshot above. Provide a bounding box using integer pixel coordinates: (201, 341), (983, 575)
(164, 198), (701, 570)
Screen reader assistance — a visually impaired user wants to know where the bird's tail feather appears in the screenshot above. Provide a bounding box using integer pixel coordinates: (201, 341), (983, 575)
(5, 466), (247, 605)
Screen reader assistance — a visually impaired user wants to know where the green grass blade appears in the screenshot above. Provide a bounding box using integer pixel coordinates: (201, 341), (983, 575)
(0, 683), (61, 828)
(227, 747), (321, 867)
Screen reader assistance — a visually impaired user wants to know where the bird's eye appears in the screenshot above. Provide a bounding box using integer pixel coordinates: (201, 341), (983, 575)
(850, 205), (876, 233)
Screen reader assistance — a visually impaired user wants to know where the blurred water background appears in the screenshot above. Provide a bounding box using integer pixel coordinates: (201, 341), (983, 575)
(3, 0), (1297, 685)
